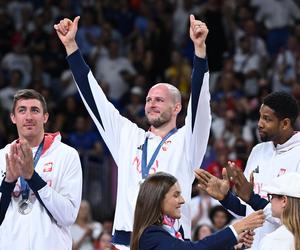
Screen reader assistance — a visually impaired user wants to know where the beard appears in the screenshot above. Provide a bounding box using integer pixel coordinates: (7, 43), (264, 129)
(258, 130), (275, 142)
(146, 111), (172, 128)
(259, 133), (269, 142)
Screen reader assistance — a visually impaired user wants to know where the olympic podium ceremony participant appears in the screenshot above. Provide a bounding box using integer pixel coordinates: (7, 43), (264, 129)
(55, 14), (211, 249)
(0, 89), (82, 250)
(243, 91), (300, 249)
(217, 91), (300, 249)
(195, 169), (300, 250)
(131, 172), (265, 250)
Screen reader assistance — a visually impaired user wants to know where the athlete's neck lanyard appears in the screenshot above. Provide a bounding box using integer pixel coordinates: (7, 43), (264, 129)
(20, 139), (44, 200)
(141, 128), (177, 179)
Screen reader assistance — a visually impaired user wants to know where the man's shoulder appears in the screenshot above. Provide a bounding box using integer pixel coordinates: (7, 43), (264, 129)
(249, 141), (271, 155)
(0, 144), (11, 154)
(49, 139), (80, 158)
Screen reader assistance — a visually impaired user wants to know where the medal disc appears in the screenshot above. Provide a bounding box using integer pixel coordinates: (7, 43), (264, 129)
(18, 199), (33, 215)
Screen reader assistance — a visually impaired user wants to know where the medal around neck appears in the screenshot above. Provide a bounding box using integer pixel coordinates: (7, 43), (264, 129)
(18, 199), (33, 215)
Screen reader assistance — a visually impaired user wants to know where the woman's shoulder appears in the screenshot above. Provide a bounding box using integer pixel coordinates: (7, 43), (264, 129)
(259, 225), (294, 249)
(139, 225), (175, 250)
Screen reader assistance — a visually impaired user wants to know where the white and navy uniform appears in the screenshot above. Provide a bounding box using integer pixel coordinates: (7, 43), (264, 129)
(0, 133), (82, 250)
(67, 50), (211, 245)
(241, 132), (300, 249)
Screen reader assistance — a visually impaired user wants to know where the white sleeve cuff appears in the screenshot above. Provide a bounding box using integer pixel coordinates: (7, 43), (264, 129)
(229, 225), (239, 240)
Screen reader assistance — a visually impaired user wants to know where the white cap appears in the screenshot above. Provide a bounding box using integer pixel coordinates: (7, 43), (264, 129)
(262, 173), (300, 198)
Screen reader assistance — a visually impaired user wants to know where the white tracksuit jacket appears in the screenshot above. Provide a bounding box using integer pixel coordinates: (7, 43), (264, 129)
(67, 50), (211, 242)
(243, 132), (300, 249)
(0, 133), (82, 250)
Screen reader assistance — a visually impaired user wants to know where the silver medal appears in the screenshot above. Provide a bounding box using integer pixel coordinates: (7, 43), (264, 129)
(18, 199), (33, 215)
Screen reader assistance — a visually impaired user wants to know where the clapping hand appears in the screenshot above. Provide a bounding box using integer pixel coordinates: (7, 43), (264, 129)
(194, 168), (230, 200)
(227, 161), (254, 202)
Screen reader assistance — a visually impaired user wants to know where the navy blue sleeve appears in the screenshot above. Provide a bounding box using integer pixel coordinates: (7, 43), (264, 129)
(220, 191), (247, 216)
(0, 178), (16, 225)
(26, 171), (54, 220)
(139, 226), (237, 250)
(247, 192), (269, 210)
(220, 191), (269, 216)
(191, 56), (208, 132)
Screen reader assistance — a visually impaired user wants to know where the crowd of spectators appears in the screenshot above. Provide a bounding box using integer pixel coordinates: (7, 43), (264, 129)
(0, 0), (300, 241)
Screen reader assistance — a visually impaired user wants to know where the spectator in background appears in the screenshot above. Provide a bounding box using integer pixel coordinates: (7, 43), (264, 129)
(209, 205), (233, 232)
(251, 0), (300, 56)
(192, 224), (213, 241)
(94, 39), (136, 102)
(1, 41), (32, 87)
(96, 231), (113, 250)
(71, 200), (102, 250)
(68, 115), (104, 159)
(0, 69), (22, 112)
(191, 188), (220, 230)
(272, 35), (299, 93)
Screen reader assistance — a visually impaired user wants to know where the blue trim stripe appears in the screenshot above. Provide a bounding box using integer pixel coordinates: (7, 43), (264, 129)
(67, 50), (104, 129)
(112, 230), (131, 246)
(191, 56), (208, 132)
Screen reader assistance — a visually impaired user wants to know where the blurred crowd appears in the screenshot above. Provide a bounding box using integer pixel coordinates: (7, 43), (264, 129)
(0, 0), (300, 248)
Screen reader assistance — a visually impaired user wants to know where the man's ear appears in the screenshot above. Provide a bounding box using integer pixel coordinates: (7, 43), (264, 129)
(10, 113), (16, 124)
(281, 118), (291, 130)
(43, 112), (49, 124)
(174, 103), (182, 115)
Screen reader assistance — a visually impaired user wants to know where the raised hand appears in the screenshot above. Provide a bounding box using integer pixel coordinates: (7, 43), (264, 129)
(227, 161), (254, 202)
(189, 14), (208, 58)
(194, 168), (230, 200)
(54, 16), (80, 55)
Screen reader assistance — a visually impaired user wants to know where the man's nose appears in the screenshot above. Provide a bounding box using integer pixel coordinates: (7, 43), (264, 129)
(180, 196), (185, 204)
(257, 118), (263, 128)
(25, 111), (33, 119)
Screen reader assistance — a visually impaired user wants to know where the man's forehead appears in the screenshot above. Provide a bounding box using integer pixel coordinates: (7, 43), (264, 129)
(147, 85), (169, 97)
(15, 99), (42, 108)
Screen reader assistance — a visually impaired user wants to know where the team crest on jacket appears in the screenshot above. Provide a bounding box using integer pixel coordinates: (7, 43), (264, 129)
(277, 168), (286, 176)
(43, 162), (53, 172)
(162, 140), (172, 151)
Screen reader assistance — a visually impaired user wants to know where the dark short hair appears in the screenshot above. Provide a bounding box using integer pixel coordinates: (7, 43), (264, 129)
(209, 205), (233, 227)
(12, 89), (48, 114)
(263, 91), (299, 127)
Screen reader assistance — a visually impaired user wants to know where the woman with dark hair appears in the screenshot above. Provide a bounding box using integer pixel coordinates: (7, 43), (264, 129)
(209, 205), (233, 231)
(131, 172), (265, 250)
(192, 224), (213, 241)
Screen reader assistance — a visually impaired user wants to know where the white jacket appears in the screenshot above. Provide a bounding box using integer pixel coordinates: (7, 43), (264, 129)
(0, 133), (82, 250)
(243, 132), (300, 249)
(259, 225), (295, 250)
(67, 50), (211, 240)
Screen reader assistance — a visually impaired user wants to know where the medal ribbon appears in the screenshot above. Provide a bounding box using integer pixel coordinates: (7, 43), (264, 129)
(20, 139), (44, 200)
(141, 128), (177, 179)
